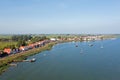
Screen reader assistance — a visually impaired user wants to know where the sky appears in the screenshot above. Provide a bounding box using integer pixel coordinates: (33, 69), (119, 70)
(0, 0), (120, 34)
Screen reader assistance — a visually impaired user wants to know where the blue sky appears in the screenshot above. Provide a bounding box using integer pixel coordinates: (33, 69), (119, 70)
(0, 0), (120, 34)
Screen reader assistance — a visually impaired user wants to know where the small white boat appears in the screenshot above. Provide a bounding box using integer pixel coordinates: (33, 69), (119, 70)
(80, 48), (83, 54)
(100, 46), (104, 48)
(43, 54), (46, 56)
(89, 44), (93, 47)
(23, 58), (36, 62)
(75, 42), (78, 47)
(30, 58), (36, 62)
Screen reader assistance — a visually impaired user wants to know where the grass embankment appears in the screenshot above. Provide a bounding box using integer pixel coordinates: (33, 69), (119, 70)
(0, 42), (57, 75)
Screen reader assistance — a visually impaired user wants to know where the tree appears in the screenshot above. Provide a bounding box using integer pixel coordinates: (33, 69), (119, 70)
(31, 36), (47, 43)
(17, 40), (26, 47)
(57, 36), (61, 39)
(100, 36), (104, 40)
(11, 35), (32, 41)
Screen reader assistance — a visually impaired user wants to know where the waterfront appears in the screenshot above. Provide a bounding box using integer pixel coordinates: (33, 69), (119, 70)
(0, 39), (120, 80)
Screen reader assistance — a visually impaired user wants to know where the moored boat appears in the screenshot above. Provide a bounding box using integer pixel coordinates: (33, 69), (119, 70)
(30, 58), (36, 62)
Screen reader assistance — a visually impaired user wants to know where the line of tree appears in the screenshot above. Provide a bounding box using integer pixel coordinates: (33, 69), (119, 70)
(0, 35), (48, 50)
(31, 36), (47, 43)
(11, 35), (32, 41)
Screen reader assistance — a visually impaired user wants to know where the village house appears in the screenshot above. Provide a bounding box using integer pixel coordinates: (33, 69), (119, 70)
(28, 44), (35, 49)
(50, 38), (56, 41)
(19, 46), (28, 51)
(3, 48), (12, 55)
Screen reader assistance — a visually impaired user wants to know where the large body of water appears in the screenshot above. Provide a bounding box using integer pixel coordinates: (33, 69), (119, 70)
(0, 39), (120, 80)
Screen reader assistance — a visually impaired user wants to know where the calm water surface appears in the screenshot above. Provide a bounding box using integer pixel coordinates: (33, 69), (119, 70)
(0, 39), (120, 80)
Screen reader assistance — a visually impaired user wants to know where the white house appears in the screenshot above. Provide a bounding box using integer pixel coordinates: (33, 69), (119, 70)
(50, 38), (56, 41)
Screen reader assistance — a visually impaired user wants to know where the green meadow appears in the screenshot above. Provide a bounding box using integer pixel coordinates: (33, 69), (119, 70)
(0, 42), (17, 50)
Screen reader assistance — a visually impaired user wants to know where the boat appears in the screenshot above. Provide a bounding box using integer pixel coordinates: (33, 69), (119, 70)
(43, 54), (46, 56)
(74, 41), (79, 47)
(89, 44), (93, 47)
(100, 45), (104, 48)
(30, 58), (36, 62)
(100, 42), (104, 48)
(80, 48), (83, 54)
(75, 43), (78, 47)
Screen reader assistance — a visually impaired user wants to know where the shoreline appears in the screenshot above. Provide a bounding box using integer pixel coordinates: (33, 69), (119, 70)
(0, 42), (57, 75)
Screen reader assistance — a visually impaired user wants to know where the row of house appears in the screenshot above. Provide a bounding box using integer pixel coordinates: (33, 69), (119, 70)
(49, 36), (103, 42)
(0, 40), (50, 57)
(67, 35), (103, 41)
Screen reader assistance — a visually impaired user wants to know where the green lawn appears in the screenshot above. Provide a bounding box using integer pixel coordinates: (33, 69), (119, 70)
(0, 41), (17, 50)
(0, 35), (12, 39)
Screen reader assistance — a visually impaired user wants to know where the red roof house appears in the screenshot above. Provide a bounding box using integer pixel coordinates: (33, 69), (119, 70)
(3, 48), (12, 54)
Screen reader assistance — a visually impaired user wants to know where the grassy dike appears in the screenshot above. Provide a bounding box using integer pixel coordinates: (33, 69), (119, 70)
(0, 42), (57, 75)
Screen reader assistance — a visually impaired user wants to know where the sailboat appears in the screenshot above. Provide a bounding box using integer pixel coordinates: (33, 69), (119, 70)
(80, 48), (83, 54)
(100, 45), (103, 48)
(76, 44), (78, 47)
(89, 44), (93, 47)
(75, 42), (78, 47)
(100, 41), (104, 48)
(100, 37), (104, 48)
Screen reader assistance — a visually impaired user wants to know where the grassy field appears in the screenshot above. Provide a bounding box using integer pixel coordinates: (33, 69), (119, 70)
(0, 35), (15, 50)
(0, 41), (17, 50)
(0, 35), (12, 39)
